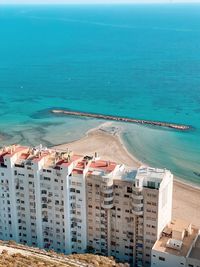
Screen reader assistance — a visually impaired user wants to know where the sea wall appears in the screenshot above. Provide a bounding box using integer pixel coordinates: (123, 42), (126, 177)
(51, 109), (190, 131)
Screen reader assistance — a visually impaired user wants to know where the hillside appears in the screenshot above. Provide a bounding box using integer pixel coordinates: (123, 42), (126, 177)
(0, 241), (129, 267)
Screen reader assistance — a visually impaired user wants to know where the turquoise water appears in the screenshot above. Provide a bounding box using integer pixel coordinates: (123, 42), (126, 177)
(0, 4), (200, 183)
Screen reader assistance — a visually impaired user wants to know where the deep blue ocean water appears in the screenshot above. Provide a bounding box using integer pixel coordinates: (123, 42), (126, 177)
(0, 4), (200, 184)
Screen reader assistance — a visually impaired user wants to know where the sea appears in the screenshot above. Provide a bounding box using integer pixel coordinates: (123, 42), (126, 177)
(0, 4), (200, 184)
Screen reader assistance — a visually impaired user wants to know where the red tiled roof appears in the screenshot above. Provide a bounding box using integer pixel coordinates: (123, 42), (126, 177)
(89, 160), (116, 173)
(20, 153), (30, 160)
(76, 161), (85, 169)
(0, 146), (27, 161)
(9, 146), (27, 157)
(32, 151), (50, 162)
(72, 169), (83, 175)
(56, 155), (82, 167)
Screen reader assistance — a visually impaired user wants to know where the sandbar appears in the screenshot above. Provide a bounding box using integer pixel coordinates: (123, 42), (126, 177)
(53, 126), (200, 228)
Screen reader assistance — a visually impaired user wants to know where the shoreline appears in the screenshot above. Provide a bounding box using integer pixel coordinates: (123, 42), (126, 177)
(53, 124), (140, 167)
(52, 122), (200, 189)
(52, 124), (200, 228)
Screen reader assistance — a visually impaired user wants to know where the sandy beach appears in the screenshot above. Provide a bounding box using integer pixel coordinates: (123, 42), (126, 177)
(53, 125), (200, 228)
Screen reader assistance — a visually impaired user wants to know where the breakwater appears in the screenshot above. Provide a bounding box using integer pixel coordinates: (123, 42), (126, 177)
(51, 109), (191, 131)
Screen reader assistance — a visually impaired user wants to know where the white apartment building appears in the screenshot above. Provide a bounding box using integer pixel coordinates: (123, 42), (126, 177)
(86, 164), (173, 267)
(151, 219), (200, 267)
(0, 145), (87, 254)
(0, 144), (173, 267)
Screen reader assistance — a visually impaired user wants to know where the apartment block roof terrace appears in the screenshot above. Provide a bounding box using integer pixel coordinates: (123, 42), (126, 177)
(0, 145), (27, 159)
(153, 219), (199, 257)
(42, 153), (82, 170)
(114, 167), (137, 181)
(136, 166), (169, 181)
(72, 157), (93, 175)
(88, 160), (117, 176)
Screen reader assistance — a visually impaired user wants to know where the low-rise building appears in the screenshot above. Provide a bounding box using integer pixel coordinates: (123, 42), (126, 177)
(151, 219), (200, 267)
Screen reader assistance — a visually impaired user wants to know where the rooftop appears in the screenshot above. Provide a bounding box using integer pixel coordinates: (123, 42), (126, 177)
(188, 235), (200, 261)
(72, 158), (92, 175)
(134, 166), (172, 189)
(136, 166), (168, 181)
(0, 145), (172, 188)
(153, 219), (199, 257)
(0, 145), (27, 159)
(114, 167), (137, 181)
(55, 154), (82, 168)
(88, 160), (117, 175)
(72, 169), (83, 175)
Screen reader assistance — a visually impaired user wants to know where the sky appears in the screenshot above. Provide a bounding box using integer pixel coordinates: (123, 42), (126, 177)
(1, 0), (200, 4)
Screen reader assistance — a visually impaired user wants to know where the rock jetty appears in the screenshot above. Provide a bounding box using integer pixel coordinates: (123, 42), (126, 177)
(51, 109), (190, 131)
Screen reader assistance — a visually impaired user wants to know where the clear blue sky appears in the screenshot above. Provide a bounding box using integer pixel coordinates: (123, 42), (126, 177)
(1, 0), (200, 4)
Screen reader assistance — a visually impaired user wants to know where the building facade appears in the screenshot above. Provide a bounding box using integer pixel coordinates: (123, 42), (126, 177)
(0, 144), (173, 267)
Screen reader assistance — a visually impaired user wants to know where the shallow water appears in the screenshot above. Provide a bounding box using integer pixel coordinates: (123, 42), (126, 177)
(0, 4), (200, 183)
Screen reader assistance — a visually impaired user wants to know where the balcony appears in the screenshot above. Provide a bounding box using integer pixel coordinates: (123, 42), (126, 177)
(103, 195), (114, 202)
(132, 193), (143, 201)
(132, 186), (142, 193)
(102, 200), (113, 209)
(42, 217), (48, 222)
(132, 201), (143, 208)
(101, 187), (113, 194)
(132, 206), (143, 216)
(14, 163), (25, 168)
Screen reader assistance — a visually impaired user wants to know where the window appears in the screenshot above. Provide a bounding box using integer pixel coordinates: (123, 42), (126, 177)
(147, 181), (156, 189)
(44, 177), (50, 181)
(127, 187), (132, 193)
(159, 257), (165, 261)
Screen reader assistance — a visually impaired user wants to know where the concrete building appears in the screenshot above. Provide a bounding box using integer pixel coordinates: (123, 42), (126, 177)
(151, 219), (200, 267)
(0, 144), (87, 254)
(0, 144), (173, 267)
(86, 163), (173, 267)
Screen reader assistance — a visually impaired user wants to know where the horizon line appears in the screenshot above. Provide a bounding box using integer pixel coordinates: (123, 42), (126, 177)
(0, 0), (200, 6)
(1, 1), (200, 5)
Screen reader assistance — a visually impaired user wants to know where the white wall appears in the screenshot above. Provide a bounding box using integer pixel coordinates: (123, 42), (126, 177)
(157, 172), (173, 238)
(151, 250), (186, 267)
